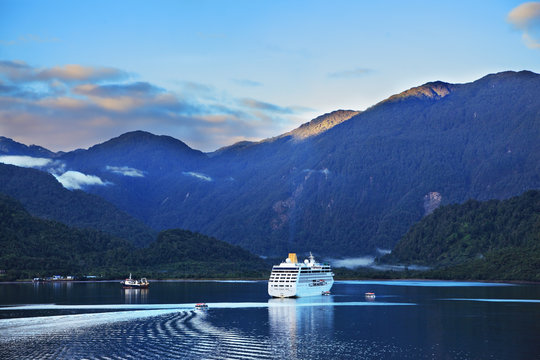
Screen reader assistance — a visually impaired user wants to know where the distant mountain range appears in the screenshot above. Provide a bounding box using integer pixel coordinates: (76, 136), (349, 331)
(1, 70), (539, 257)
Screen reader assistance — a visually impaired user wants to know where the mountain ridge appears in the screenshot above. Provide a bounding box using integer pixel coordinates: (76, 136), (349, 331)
(1, 70), (539, 257)
(0, 194), (267, 280)
(0, 163), (156, 246)
(0, 136), (56, 158)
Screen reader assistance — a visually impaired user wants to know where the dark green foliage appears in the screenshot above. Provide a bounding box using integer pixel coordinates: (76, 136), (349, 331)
(422, 246), (540, 281)
(0, 195), (267, 280)
(0, 163), (156, 247)
(382, 190), (540, 281)
(0, 193), (130, 279)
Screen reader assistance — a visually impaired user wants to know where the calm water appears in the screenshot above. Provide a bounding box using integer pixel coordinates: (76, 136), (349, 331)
(0, 280), (539, 359)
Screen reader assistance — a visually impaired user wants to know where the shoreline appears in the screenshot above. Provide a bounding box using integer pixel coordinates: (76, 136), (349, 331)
(2, 278), (538, 285)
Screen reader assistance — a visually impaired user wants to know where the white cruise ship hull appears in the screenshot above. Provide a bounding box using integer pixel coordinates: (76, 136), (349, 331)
(268, 279), (334, 298)
(268, 253), (334, 298)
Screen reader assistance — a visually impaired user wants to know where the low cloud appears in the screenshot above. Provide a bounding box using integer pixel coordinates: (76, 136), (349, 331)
(0, 153), (109, 190)
(329, 68), (372, 79)
(508, 2), (540, 49)
(330, 257), (375, 269)
(53, 171), (107, 190)
(0, 155), (52, 168)
(182, 171), (213, 182)
(106, 165), (145, 177)
(329, 254), (430, 271)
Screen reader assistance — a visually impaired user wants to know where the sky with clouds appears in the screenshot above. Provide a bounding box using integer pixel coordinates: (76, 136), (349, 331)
(0, 0), (539, 152)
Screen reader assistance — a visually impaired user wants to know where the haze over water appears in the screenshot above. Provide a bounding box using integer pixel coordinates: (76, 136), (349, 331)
(1, 280), (539, 359)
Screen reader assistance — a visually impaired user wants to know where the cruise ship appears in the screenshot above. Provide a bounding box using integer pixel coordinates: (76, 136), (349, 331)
(268, 253), (334, 297)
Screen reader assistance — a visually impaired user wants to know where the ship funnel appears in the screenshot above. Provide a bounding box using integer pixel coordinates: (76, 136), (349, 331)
(288, 253), (298, 264)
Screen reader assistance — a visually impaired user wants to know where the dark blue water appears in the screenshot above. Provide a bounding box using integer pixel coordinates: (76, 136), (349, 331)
(0, 280), (538, 359)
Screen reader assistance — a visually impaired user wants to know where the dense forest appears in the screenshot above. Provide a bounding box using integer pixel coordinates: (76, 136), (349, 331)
(380, 190), (540, 281)
(1, 189), (539, 281)
(0, 163), (156, 247)
(0, 195), (267, 281)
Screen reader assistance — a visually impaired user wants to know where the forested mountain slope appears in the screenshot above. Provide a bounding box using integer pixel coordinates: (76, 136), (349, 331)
(0, 195), (267, 280)
(2, 71), (539, 257)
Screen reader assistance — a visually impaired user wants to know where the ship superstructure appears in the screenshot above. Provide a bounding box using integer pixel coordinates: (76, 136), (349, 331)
(268, 252), (334, 297)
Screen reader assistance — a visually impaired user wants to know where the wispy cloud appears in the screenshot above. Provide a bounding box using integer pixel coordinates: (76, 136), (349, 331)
(508, 2), (540, 49)
(182, 171), (213, 182)
(328, 68), (373, 79)
(0, 155), (52, 168)
(0, 60), (310, 152)
(0, 34), (61, 46)
(0, 60), (127, 83)
(106, 165), (145, 177)
(0, 154), (107, 190)
(53, 170), (107, 190)
(239, 98), (294, 114)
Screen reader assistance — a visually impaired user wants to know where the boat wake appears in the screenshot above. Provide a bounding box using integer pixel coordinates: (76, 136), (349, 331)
(0, 301), (416, 359)
(0, 309), (272, 359)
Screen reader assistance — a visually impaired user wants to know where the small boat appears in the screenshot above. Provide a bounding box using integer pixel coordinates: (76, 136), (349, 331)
(365, 292), (376, 300)
(195, 303), (208, 310)
(322, 291), (331, 296)
(121, 273), (149, 289)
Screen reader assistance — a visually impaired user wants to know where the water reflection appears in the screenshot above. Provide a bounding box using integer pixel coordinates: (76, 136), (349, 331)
(268, 297), (334, 359)
(123, 288), (149, 304)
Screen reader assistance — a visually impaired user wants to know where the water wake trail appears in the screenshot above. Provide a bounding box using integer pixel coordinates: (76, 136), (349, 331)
(0, 300), (414, 313)
(0, 310), (274, 359)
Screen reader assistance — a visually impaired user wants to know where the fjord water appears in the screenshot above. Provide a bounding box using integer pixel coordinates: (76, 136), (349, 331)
(0, 281), (538, 359)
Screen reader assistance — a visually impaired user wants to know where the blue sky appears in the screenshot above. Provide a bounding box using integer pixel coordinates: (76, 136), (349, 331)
(1, 0), (539, 152)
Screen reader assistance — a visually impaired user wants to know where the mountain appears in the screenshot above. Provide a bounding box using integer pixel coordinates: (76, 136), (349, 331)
(211, 110), (359, 155)
(57, 131), (207, 221)
(2, 70), (539, 257)
(0, 136), (56, 157)
(0, 163), (156, 247)
(284, 110), (361, 140)
(383, 190), (540, 281)
(61, 130), (206, 169)
(0, 193), (133, 279)
(153, 70), (539, 256)
(0, 194), (267, 280)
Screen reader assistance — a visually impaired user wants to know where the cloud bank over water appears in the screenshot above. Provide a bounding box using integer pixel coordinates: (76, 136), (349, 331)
(330, 257), (375, 268)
